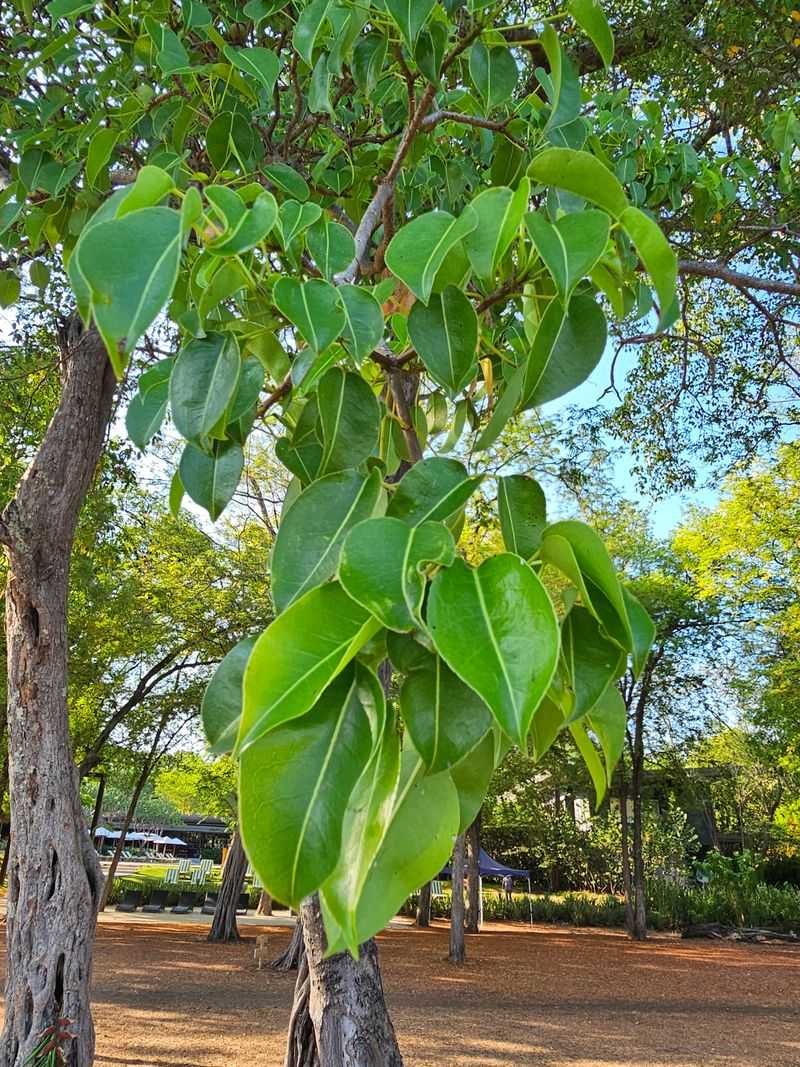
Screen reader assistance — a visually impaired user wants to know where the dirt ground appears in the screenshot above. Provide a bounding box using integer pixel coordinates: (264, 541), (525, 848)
(3, 918), (799, 1067)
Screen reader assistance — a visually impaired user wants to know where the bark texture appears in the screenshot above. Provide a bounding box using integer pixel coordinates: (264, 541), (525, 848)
(465, 816), (481, 934)
(618, 764), (635, 936)
(630, 687), (648, 941)
(273, 918), (304, 971)
(299, 896), (403, 1067)
(448, 833), (466, 964)
(0, 319), (116, 1067)
(207, 828), (248, 942)
(415, 882), (431, 928)
(257, 889), (273, 916)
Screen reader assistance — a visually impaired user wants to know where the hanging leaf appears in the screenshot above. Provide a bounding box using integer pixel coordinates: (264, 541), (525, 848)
(240, 665), (374, 908)
(265, 162), (310, 201)
(117, 166), (175, 217)
(408, 285), (478, 398)
(619, 206), (677, 329)
(541, 26), (581, 137)
(206, 190), (277, 255)
(206, 111), (255, 171)
(562, 605), (626, 720)
(449, 730), (499, 832)
(384, 0), (436, 49)
(307, 216), (356, 280)
(179, 440), (244, 520)
(623, 586), (655, 679)
(271, 468), (386, 612)
(316, 367), (381, 474)
(525, 209), (610, 297)
(384, 208), (478, 305)
(238, 581), (381, 750)
(293, 0), (332, 65)
(126, 380), (169, 450)
(463, 181), (529, 282)
(170, 332), (241, 441)
(468, 42), (518, 111)
(274, 277), (345, 354)
(585, 684), (626, 784)
(86, 127), (119, 188)
(202, 635), (258, 755)
(569, 719), (608, 805)
(521, 292), (607, 409)
(387, 457), (483, 526)
(497, 474), (547, 558)
(568, 0), (614, 68)
(427, 555), (560, 745)
(338, 284), (384, 363)
(339, 516), (455, 631)
(223, 45), (281, 93)
(277, 199), (323, 247)
(528, 147), (628, 218)
(530, 695), (566, 761)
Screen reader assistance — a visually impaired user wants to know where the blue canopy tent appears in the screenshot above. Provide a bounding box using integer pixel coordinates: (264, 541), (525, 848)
(441, 849), (532, 926)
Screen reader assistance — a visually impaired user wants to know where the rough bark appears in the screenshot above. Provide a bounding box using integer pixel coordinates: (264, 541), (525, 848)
(257, 889), (273, 916)
(0, 319), (116, 1067)
(630, 687), (648, 941)
(618, 762), (635, 936)
(89, 773), (105, 834)
(273, 916), (304, 971)
(208, 828), (248, 942)
(415, 882), (431, 928)
(448, 833), (466, 964)
(465, 815), (481, 934)
(299, 895), (403, 1067)
(284, 946), (318, 1067)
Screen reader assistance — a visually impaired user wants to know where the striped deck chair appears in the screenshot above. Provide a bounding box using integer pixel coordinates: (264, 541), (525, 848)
(163, 867), (179, 886)
(431, 880), (445, 899)
(197, 858), (213, 881)
(178, 858), (192, 877)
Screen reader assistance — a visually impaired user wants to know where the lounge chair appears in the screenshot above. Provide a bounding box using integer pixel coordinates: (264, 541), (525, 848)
(200, 892), (218, 915)
(142, 889), (168, 913)
(171, 892), (199, 915)
(116, 889), (142, 912)
(178, 858), (191, 877)
(163, 867), (179, 886)
(236, 892), (249, 914)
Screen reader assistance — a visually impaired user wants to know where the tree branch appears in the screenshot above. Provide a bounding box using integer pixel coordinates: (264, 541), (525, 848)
(678, 259), (800, 297)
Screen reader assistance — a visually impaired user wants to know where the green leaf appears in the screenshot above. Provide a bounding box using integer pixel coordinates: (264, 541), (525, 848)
(76, 206), (182, 376)
(407, 285), (478, 398)
(273, 277), (345, 354)
(400, 652), (493, 772)
(309, 53), (334, 117)
(202, 635), (257, 755)
(29, 260), (50, 290)
(86, 128), (119, 188)
(316, 367), (381, 475)
(449, 730), (499, 832)
(207, 190), (277, 255)
(240, 665), (374, 908)
(278, 199), (323, 247)
(169, 470), (184, 517)
(623, 586), (655, 679)
(293, 0), (332, 65)
(0, 271), (20, 308)
(568, 0), (614, 68)
(528, 148), (628, 218)
(264, 162), (310, 201)
(223, 45), (281, 93)
(497, 474), (547, 558)
(320, 717), (401, 956)
(474, 362), (525, 452)
(387, 457), (482, 526)
(521, 292), (607, 409)
(619, 206), (677, 330)
(307, 217), (356, 281)
(586, 684), (626, 784)
(352, 32), (388, 93)
(117, 166), (175, 217)
(126, 381), (169, 450)
(384, 0), (436, 48)
(569, 720), (608, 805)
(468, 42), (518, 111)
(339, 517), (455, 632)
(562, 605), (626, 720)
(272, 468), (385, 613)
(206, 111), (255, 171)
(541, 26), (581, 137)
(427, 555), (560, 746)
(67, 190), (128, 323)
(46, 0), (94, 15)
(525, 209), (610, 297)
(179, 440), (243, 521)
(145, 20), (191, 75)
(384, 208), (478, 305)
(530, 695), (566, 761)
(463, 181), (529, 282)
(170, 332), (241, 442)
(338, 284), (384, 363)
(239, 581), (381, 750)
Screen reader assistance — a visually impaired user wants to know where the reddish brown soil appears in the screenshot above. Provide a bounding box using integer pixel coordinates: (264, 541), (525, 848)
(3, 919), (799, 1066)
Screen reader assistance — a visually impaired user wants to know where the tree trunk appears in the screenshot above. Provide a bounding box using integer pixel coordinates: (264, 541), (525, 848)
(449, 833), (466, 964)
(273, 915), (304, 971)
(0, 319), (116, 1067)
(89, 773), (105, 834)
(257, 889), (273, 916)
(208, 827), (248, 942)
(415, 881), (431, 928)
(299, 895), (403, 1067)
(630, 689), (648, 941)
(98, 753), (157, 911)
(618, 765), (635, 936)
(465, 815), (481, 934)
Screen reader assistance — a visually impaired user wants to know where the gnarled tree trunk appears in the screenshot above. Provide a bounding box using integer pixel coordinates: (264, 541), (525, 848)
(415, 881), (431, 928)
(449, 833), (466, 964)
(273, 916), (304, 971)
(0, 320), (116, 1067)
(208, 827), (248, 942)
(465, 815), (481, 934)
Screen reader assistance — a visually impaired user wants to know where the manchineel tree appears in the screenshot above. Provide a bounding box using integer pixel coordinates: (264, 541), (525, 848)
(8, 0), (789, 1059)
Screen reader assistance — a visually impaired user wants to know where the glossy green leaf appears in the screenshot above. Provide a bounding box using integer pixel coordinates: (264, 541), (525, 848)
(384, 0), (435, 48)
(338, 284), (384, 363)
(474, 361), (525, 452)
(46, 0), (93, 15)
(223, 45), (281, 93)
(206, 111), (255, 171)
(387, 457), (483, 526)
(468, 42), (518, 111)
(86, 127), (119, 188)
(274, 277), (345, 354)
(525, 209), (610, 297)
(427, 555), (560, 745)
(29, 261), (50, 290)
(272, 468), (385, 612)
(339, 517), (455, 632)
(202, 635), (258, 755)
(400, 651), (493, 772)
(293, 0), (332, 65)
(521, 292), (607, 409)
(170, 332), (241, 442)
(619, 205), (677, 329)
(307, 216), (356, 281)
(384, 207), (478, 305)
(179, 440), (243, 521)
(117, 166), (175, 217)
(623, 586), (655, 679)
(528, 147), (628, 218)
(530, 695), (566, 761)
(586, 684), (626, 782)
(207, 190), (277, 255)
(569, 719), (608, 805)
(316, 367), (381, 474)
(497, 474), (547, 558)
(352, 32), (388, 93)
(541, 26), (581, 137)
(449, 730), (498, 832)
(569, 0), (614, 67)
(67, 190), (128, 323)
(278, 199), (323, 247)
(264, 162), (310, 201)
(76, 206), (182, 376)
(407, 285), (477, 397)
(126, 380), (169, 450)
(240, 665), (373, 907)
(463, 181), (529, 282)
(562, 605), (626, 720)
(239, 581), (380, 750)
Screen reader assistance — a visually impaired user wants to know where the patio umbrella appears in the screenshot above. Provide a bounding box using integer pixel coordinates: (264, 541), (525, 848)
(92, 826), (115, 838)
